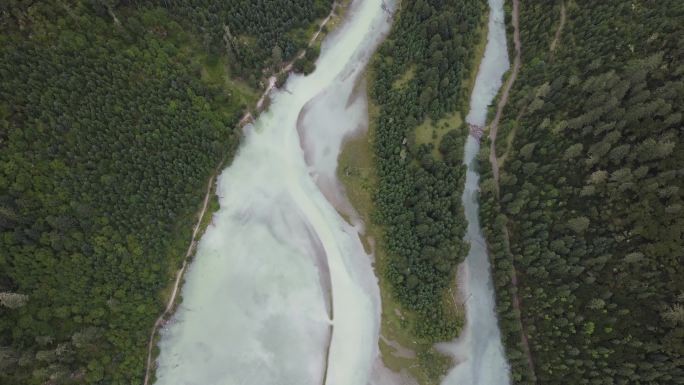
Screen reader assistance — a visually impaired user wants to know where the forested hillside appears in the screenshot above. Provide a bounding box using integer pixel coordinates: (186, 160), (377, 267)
(0, 1), (330, 384)
(366, 0), (485, 381)
(479, 0), (684, 383)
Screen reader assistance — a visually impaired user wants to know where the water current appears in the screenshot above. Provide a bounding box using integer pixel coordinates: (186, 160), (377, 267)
(155, 0), (512, 384)
(154, 1), (396, 385)
(438, 0), (511, 384)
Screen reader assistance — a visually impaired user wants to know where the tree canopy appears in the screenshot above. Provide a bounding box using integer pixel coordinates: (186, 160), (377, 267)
(368, 1), (485, 381)
(480, 1), (684, 383)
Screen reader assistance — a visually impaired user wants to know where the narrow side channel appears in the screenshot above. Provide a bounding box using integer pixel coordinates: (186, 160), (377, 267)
(438, 0), (511, 384)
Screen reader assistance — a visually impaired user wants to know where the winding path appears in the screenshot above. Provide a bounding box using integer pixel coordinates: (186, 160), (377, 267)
(486, 0), (537, 381)
(143, 170), (219, 385)
(550, 2), (567, 54)
(488, 0), (574, 381)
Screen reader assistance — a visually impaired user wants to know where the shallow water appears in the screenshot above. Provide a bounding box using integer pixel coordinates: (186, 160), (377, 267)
(438, 0), (511, 384)
(153, 1), (393, 384)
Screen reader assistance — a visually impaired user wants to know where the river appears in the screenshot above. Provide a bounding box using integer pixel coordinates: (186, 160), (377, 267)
(153, 1), (395, 385)
(154, 0), (512, 384)
(438, 0), (511, 384)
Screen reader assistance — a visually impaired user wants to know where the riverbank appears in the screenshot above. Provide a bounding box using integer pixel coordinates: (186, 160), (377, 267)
(339, 5), (487, 385)
(337, 75), (434, 385)
(144, 2), (350, 383)
(437, 1), (512, 384)
(238, 0), (354, 126)
(144, 167), (221, 385)
(336, 6), (491, 383)
(152, 1), (394, 384)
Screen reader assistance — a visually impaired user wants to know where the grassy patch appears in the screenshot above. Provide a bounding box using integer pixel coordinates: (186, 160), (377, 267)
(199, 53), (259, 118)
(392, 65), (416, 89)
(413, 112), (463, 158)
(338, 118), (377, 224)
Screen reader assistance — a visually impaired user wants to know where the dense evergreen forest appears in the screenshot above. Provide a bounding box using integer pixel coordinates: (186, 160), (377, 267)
(367, 0), (485, 379)
(479, 0), (684, 383)
(0, 1), (330, 384)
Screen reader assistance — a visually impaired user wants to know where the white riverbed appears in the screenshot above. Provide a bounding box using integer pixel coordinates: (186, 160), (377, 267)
(438, 0), (511, 384)
(153, 1), (395, 385)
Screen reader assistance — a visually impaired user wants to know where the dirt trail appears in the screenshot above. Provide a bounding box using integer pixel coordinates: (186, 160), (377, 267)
(550, 2), (566, 53)
(143, 171), (218, 385)
(485, 0), (537, 381)
(142, 4), (344, 384)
